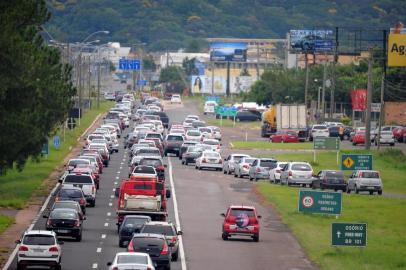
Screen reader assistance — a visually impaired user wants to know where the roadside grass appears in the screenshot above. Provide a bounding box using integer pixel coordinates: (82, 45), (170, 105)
(232, 141), (314, 150)
(0, 216), (14, 234)
(207, 118), (261, 129)
(0, 102), (113, 209)
(256, 182), (406, 270)
(255, 149), (406, 195)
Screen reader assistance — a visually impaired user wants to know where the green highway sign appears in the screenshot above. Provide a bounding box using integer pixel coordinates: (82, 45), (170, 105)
(313, 137), (340, 150)
(298, 190), (342, 215)
(332, 223), (367, 247)
(41, 142), (49, 155)
(341, 154), (373, 171)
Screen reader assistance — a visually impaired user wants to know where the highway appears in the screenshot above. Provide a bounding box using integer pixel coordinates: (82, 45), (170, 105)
(7, 101), (315, 270)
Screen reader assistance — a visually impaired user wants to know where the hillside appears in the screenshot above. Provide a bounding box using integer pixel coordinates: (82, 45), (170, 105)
(46, 0), (406, 51)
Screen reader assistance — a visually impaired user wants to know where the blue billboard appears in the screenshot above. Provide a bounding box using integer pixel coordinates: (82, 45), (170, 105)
(210, 42), (247, 62)
(290, 30), (334, 52)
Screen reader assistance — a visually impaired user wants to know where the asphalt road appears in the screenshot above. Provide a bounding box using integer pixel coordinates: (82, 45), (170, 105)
(6, 101), (316, 270)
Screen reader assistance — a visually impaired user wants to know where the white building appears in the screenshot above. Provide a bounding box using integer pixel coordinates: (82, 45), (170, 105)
(159, 51), (210, 69)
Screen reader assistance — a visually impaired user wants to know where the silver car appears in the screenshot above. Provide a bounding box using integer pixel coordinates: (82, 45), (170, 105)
(347, 170), (383, 195)
(269, 162), (288, 183)
(248, 158), (277, 181)
(234, 157), (256, 178)
(223, 154), (251, 174)
(280, 162), (313, 186)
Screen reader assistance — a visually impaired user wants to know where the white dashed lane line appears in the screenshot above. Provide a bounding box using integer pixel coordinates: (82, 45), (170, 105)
(92, 263), (98, 269)
(104, 222), (109, 227)
(101, 234), (106, 239)
(109, 203), (113, 207)
(107, 212), (111, 216)
(96, 247), (102, 253)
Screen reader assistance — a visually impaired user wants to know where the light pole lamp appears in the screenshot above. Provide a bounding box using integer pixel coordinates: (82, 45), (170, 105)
(81, 30), (109, 43)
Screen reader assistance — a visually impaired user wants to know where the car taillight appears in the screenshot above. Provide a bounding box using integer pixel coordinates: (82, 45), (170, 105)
(288, 171), (293, 176)
(171, 236), (177, 244)
(256, 167), (261, 173)
(127, 240), (134, 252)
(47, 219), (53, 226)
(55, 197), (60, 202)
(202, 158), (207, 163)
(19, 246), (29, 251)
(74, 220), (80, 227)
(243, 165), (249, 169)
(160, 243), (169, 255)
(49, 246), (59, 253)
(79, 198), (86, 205)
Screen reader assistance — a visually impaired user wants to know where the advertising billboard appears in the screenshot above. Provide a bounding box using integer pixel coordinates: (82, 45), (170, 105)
(351, 89), (367, 111)
(191, 76), (226, 94)
(230, 76), (254, 93)
(290, 30), (334, 52)
(210, 42), (247, 62)
(388, 34), (406, 67)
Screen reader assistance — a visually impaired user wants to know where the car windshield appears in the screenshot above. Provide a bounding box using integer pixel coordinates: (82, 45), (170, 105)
(187, 131), (201, 136)
(313, 126), (327, 130)
(204, 152), (220, 158)
(68, 160), (88, 167)
(230, 209), (255, 217)
(167, 135), (183, 141)
(260, 160), (277, 168)
(132, 237), (164, 247)
(59, 189), (82, 198)
(204, 140), (218, 145)
(134, 166), (155, 174)
(124, 217), (151, 226)
(137, 149), (160, 155)
(146, 134), (161, 139)
(287, 131), (297, 135)
(199, 128), (210, 133)
(139, 159), (162, 167)
(117, 254), (148, 265)
(64, 175), (93, 184)
(325, 171), (344, 179)
(141, 225), (175, 236)
(50, 210), (77, 219)
(234, 156), (247, 162)
(361, 171), (380, 178)
(244, 158), (255, 164)
(292, 164), (312, 171)
(53, 202), (78, 210)
(23, 235), (55, 245)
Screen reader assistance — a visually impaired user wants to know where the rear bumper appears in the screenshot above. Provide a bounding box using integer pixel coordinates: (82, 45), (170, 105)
(18, 257), (60, 266)
(47, 227), (81, 237)
(252, 172), (269, 179)
(323, 184), (347, 190)
(200, 163), (222, 169)
(288, 177), (313, 184)
(359, 185), (382, 191)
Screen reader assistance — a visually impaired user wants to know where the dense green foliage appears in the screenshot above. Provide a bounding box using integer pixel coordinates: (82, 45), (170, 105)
(0, 1), (75, 173)
(46, 0), (406, 51)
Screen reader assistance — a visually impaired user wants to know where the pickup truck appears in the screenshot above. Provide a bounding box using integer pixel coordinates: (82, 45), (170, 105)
(62, 173), (97, 207)
(116, 179), (169, 231)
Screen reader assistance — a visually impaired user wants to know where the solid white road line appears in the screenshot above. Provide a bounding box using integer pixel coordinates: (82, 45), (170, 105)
(78, 113), (102, 142)
(92, 263), (98, 268)
(168, 157), (187, 270)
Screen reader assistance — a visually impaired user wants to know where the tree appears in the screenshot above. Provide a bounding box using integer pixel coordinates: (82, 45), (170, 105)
(0, 1), (76, 173)
(142, 55), (156, 71)
(159, 66), (187, 93)
(185, 39), (202, 53)
(182, 57), (198, 76)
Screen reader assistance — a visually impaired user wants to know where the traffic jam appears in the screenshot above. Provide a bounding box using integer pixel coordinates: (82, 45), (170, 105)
(14, 92), (385, 270)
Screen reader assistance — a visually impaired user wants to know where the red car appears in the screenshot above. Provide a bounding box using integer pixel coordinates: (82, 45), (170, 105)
(393, 127), (406, 142)
(270, 131), (299, 143)
(221, 205), (261, 242)
(352, 131), (366, 145)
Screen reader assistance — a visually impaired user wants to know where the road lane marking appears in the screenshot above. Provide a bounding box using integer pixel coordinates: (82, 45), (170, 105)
(101, 234), (106, 239)
(96, 247), (102, 253)
(109, 202), (113, 206)
(92, 263), (98, 269)
(112, 188), (116, 192)
(168, 157), (187, 270)
(115, 176), (119, 179)
(110, 195), (114, 198)
(107, 212), (111, 216)
(114, 181), (118, 184)
(104, 223), (109, 227)
(119, 166), (123, 169)
(120, 162), (124, 165)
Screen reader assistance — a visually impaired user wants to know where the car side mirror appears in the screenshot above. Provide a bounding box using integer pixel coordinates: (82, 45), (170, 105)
(107, 262), (112, 266)
(257, 215), (262, 219)
(220, 213), (226, 217)
(15, 240), (21, 244)
(166, 189), (171, 199)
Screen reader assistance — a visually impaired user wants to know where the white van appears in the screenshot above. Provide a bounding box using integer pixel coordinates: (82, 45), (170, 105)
(204, 101), (217, 115)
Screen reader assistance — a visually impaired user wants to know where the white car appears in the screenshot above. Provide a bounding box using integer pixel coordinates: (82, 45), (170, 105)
(195, 151), (223, 170)
(107, 252), (155, 270)
(198, 127), (214, 139)
(310, 125), (329, 140)
(207, 126), (222, 141)
(16, 230), (62, 270)
(185, 130), (202, 141)
(204, 101), (217, 114)
(269, 162), (288, 183)
(171, 94), (182, 104)
(203, 139), (221, 152)
(374, 130), (395, 146)
(185, 114), (199, 121)
(182, 118), (194, 128)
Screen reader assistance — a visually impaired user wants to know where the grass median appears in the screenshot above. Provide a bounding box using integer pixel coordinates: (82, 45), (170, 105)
(255, 149), (406, 195)
(231, 141), (314, 149)
(0, 101), (113, 209)
(256, 182), (406, 270)
(207, 118), (261, 129)
(0, 216), (14, 234)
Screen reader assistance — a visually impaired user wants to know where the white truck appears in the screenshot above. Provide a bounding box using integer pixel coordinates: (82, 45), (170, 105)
(276, 104), (307, 131)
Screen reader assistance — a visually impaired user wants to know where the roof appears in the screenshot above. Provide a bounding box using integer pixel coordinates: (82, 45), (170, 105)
(229, 205), (256, 210)
(132, 233), (166, 239)
(144, 221), (173, 226)
(24, 230), (56, 236)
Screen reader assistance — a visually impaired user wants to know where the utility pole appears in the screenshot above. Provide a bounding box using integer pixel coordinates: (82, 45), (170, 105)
(78, 54), (82, 118)
(88, 56), (91, 109)
(365, 51), (373, 150)
(330, 26), (339, 118)
(377, 29), (388, 150)
(226, 61), (231, 97)
(321, 60), (327, 120)
(140, 44), (144, 91)
(211, 61), (214, 95)
(256, 43), (260, 80)
(304, 53), (309, 109)
(97, 55), (101, 109)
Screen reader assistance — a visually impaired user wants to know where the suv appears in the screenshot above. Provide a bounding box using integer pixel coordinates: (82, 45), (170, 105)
(221, 205), (261, 242)
(16, 230), (62, 270)
(127, 233), (171, 270)
(164, 134), (184, 157)
(140, 221), (182, 261)
(62, 173), (97, 207)
(309, 125), (329, 141)
(280, 162), (313, 186)
(248, 158), (277, 181)
(347, 170), (383, 195)
(223, 154), (251, 175)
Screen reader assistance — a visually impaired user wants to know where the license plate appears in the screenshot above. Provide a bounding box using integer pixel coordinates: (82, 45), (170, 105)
(367, 186), (375, 190)
(33, 249), (45, 252)
(57, 229), (70, 233)
(237, 227), (247, 231)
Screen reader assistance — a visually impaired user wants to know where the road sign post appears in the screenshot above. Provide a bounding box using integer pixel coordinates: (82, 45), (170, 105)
(313, 137), (340, 164)
(298, 190), (342, 215)
(332, 223), (367, 247)
(341, 154), (373, 171)
(41, 142), (49, 157)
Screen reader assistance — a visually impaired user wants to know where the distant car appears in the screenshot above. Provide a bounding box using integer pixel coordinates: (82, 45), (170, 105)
(185, 130), (202, 142)
(309, 125), (329, 141)
(107, 252), (155, 270)
(179, 140), (199, 160)
(195, 151), (223, 171)
(234, 157), (256, 178)
(221, 205), (261, 242)
(393, 126), (406, 142)
(222, 154), (251, 175)
(192, 120), (206, 129)
(280, 162), (313, 187)
(312, 170), (347, 191)
(270, 130), (299, 143)
(54, 186), (87, 214)
(235, 110), (261, 122)
(164, 134), (184, 157)
(328, 125), (344, 140)
(44, 208), (83, 241)
(185, 114), (199, 121)
(118, 215), (151, 247)
(350, 127), (365, 142)
(140, 221), (182, 261)
(207, 126), (222, 141)
(352, 131), (366, 146)
(202, 138), (221, 152)
(171, 94), (182, 104)
(204, 101), (217, 114)
(127, 233), (171, 270)
(248, 158), (277, 181)
(182, 146), (203, 165)
(51, 201), (85, 221)
(16, 230), (63, 270)
(268, 162), (288, 183)
(198, 127), (213, 140)
(374, 130), (395, 146)
(347, 170), (383, 195)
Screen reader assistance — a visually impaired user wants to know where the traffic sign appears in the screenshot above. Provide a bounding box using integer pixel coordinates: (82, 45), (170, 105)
(332, 223), (367, 247)
(41, 142), (49, 155)
(216, 106), (237, 117)
(206, 96), (220, 103)
(313, 137), (340, 150)
(67, 118), (76, 130)
(298, 190), (342, 215)
(341, 154), (373, 171)
(53, 135), (60, 149)
(137, 80), (147, 86)
(119, 58), (141, 70)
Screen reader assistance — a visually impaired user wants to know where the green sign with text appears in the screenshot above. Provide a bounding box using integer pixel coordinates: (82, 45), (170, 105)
(313, 137), (340, 150)
(332, 223), (367, 247)
(341, 154), (373, 171)
(298, 190), (342, 215)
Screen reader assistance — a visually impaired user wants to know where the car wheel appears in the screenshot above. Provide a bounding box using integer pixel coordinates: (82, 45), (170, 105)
(118, 239), (124, 248)
(369, 191), (374, 195)
(222, 233), (229, 240)
(223, 169), (226, 174)
(181, 160), (185, 165)
(185, 161), (188, 165)
(171, 250), (179, 261)
(390, 143), (395, 146)
(17, 262), (25, 270)
(234, 173), (237, 178)
(54, 264), (62, 270)
(90, 200), (96, 207)
(249, 176), (253, 181)
(378, 190), (383, 195)
(179, 155), (182, 160)
(253, 234), (259, 242)
(239, 172), (243, 178)
(227, 168), (231, 175)
(76, 232), (82, 242)
(164, 151), (168, 157)
(346, 186), (351, 194)
(195, 165), (198, 169)
(355, 185), (359, 194)
(165, 263), (171, 270)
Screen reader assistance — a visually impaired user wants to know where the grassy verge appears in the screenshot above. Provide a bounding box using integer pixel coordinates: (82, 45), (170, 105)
(0, 216), (14, 234)
(254, 149), (406, 195)
(0, 102), (113, 209)
(232, 141), (314, 149)
(257, 182), (406, 270)
(207, 118), (261, 129)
